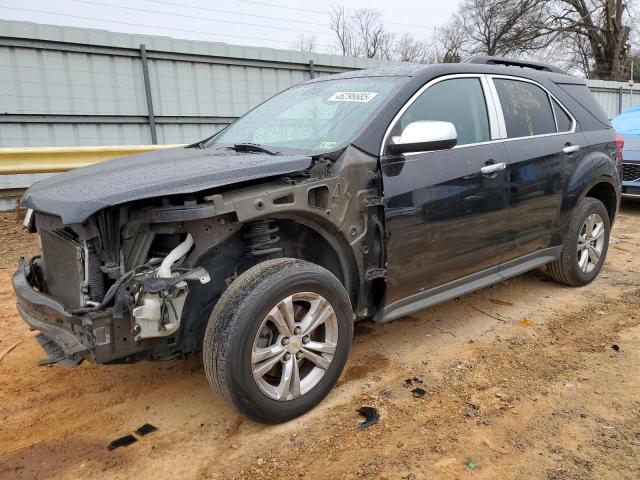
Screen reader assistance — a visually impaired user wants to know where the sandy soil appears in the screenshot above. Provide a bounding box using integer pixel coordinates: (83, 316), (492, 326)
(1, 202), (639, 480)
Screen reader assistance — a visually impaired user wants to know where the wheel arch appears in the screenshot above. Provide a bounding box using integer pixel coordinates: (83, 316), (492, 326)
(583, 180), (619, 224)
(563, 148), (621, 225)
(177, 213), (360, 355)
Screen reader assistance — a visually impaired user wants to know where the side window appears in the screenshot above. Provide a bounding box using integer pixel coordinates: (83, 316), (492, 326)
(551, 98), (573, 132)
(395, 78), (491, 146)
(494, 79), (556, 138)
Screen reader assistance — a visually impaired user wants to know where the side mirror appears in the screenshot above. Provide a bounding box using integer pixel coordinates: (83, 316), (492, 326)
(387, 121), (458, 155)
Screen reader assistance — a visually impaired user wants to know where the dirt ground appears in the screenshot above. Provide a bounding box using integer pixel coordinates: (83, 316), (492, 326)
(1, 203), (639, 480)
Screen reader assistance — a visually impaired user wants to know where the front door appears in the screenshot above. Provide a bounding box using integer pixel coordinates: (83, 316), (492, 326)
(381, 76), (510, 312)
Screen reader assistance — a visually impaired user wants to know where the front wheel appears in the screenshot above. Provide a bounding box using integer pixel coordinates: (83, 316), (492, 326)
(203, 258), (353, 424)
(549, 197), (611, 286)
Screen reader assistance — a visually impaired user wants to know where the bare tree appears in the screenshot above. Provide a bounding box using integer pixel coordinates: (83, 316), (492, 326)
(452, 0), (553, 57)
(624, 49), (640, 81)
(351, 8), (394, 59)
(394, 33), (430, 62)
(438, 22), (466, 63)
(329, 5), (356, 56)
(547, 0), (633, 80)
(448, 0), (635, 79)
(291, 34), (318, 53)
(329, 6), (395, 59)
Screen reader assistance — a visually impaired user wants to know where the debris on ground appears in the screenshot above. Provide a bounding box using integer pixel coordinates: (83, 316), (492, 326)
(35, 334), (82, 367)
(107, 435), (137, 451)
(482, 437), (509, 455)
(410, 387), (426, 398)
(403, 377), (423, 388)
(0, 340), (22, 362)
(465, 401), (480, 417)
(357, 407), (380, 429)
(519, 318), (533, 328)
(135, 424), (158, 436)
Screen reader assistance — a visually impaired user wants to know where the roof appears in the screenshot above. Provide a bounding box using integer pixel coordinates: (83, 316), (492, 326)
(305, 59), (580, 86)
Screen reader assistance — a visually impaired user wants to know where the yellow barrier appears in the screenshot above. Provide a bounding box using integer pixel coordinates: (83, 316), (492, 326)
(0, 144), (184, 175)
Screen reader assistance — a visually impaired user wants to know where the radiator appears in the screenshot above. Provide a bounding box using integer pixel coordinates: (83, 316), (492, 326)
(39, 229), (85, 310)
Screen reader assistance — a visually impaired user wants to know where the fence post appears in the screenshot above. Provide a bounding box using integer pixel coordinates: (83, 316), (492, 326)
(618, 86), (623, 115)
(309, 59), (316, 79)
(140, 44), (158, 145)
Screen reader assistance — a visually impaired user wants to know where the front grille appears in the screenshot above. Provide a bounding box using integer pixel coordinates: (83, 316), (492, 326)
(39, 229), (85, 310)
(623, 163), (640, 182)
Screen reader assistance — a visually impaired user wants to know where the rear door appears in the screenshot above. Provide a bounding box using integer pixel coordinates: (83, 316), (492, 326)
(490, 76), (587, 262)
(381, 75), (511, 310)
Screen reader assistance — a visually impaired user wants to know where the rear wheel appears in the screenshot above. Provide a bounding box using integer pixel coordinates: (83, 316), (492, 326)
(203, 258), (353, 424)
(549, 197), (610, 286)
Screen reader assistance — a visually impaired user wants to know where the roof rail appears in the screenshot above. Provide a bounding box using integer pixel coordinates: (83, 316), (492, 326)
(463, 56), (566, 75)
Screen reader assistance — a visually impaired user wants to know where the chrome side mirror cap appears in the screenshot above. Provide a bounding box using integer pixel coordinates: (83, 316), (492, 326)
(387, 121), (458, 155)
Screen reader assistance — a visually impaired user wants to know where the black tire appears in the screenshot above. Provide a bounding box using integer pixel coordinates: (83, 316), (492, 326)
(548, 197), (611, 287)
(203, 258), (353, 424)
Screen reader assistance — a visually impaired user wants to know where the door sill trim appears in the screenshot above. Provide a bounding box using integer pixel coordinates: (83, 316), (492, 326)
(380, 246), (562, 323)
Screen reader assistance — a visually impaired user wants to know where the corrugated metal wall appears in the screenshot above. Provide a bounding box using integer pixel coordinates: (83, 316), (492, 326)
(1, 19), (638, 212)
(2, 19), (637, 148)
(0, 19), (399, 148)
(0, 20), (404, 210)
(585, 79), (639, 119)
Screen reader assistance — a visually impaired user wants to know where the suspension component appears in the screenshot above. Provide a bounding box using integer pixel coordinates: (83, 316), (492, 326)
(245, 219), (283, 258)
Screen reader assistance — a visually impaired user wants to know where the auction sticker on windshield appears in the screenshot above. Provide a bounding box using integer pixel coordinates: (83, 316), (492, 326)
(328, 92), (378, 103)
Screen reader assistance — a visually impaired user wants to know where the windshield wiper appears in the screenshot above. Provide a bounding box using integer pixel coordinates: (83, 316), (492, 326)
(229, 143), (280, 155)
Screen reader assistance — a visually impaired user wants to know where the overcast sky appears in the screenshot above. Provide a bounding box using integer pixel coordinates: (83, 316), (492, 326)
(0, 0), (462, 52)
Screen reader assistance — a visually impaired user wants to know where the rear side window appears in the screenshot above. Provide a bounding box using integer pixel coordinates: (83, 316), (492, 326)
(552, 98), (573, 132)
(494, 79), (556, 138)
(397, 77), (490, 146)
(556, 83), (610, 127)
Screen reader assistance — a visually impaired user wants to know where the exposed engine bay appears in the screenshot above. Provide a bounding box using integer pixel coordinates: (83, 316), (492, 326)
(16, 146), (386, 365)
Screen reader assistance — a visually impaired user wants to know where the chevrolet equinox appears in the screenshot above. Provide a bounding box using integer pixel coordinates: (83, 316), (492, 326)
(14, 56), (622, 423)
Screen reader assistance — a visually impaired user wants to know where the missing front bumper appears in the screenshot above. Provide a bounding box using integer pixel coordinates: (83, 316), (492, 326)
(13, 258), (150, 364)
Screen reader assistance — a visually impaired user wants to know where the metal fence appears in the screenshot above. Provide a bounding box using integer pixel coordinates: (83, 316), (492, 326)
(586, 79), (638, 119)
(0, 19), (403, 210)
(0, 19), (401, 149)
(1, 19), (639, 211)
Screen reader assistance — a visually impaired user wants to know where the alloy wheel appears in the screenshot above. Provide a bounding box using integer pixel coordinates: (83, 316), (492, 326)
(576, 213), (605, 273)
(251, 292), (338, 401)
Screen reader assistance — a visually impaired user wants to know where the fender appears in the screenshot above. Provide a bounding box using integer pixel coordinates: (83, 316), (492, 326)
(562, 148), (621, 222)
(562, 151), (621, 214)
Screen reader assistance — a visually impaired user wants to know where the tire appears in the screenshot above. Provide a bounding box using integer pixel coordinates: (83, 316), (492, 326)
(548, 197), (611, 287)
(203, 258), (353, 424)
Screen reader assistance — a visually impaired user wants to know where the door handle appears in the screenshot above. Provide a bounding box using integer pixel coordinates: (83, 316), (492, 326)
(480, 162), (506, 175)
(562, 144), (580, 154)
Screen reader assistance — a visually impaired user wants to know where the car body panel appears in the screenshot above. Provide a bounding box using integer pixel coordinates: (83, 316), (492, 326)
(21, 147), (313, 225)
(381, 141), (510, 307)
(501, 132), (589, 261)
(612, 108), (640, 197)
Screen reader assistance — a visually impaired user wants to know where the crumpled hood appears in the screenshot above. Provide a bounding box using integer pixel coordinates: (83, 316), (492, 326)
(21, 147), (312, 225)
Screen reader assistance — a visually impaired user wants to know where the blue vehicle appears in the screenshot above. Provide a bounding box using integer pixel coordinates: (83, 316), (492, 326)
(612, 107), (640, 198)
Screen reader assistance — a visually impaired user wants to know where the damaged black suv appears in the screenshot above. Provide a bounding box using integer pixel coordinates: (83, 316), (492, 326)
(14, 57), (621, 423)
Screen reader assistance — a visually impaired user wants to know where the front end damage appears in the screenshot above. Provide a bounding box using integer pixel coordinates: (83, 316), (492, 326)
(14, 147), (386, 366)
(14, 223), (211, 365)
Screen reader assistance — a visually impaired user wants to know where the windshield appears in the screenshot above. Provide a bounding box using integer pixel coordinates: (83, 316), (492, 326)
(207, 76), (405, 154)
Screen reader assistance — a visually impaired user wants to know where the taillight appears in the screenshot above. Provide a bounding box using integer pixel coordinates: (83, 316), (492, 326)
(615, 134), (624, 165)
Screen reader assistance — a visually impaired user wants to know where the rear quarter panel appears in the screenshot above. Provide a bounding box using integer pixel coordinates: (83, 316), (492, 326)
(561, 128), (621, 225)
